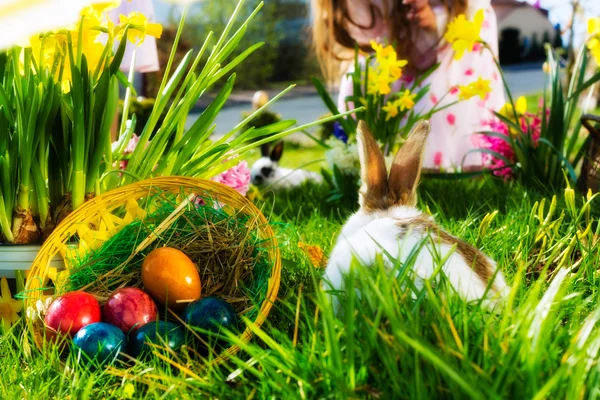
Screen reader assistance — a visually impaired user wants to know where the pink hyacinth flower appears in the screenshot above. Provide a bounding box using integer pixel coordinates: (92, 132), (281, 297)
(212, 160), (251, 196)
(124, 134), (140, 154)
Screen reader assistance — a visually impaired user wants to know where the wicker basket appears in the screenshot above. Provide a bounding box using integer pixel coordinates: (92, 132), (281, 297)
(24, 176), (281, 365)
(579, 114), (600, 194)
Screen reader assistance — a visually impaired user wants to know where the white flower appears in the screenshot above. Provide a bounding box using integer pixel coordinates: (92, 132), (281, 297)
(26, 297), (53, 321)
(325, 139), (360, 175)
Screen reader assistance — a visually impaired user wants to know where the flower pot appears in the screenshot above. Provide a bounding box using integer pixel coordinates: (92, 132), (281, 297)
(0, 244), (64, 279)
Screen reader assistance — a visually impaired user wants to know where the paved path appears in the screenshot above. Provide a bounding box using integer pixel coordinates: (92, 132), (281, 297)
(187, 66), (546, 138)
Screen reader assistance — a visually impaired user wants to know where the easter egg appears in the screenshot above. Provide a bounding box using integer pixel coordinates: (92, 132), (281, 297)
(141, 247), (201, 311)
(73, 322), (126, 365)
(183, 297), (239, 335)
(129, 321), (186, 358)
(103, 287), (158, 335)
(44, 291), (101, 338)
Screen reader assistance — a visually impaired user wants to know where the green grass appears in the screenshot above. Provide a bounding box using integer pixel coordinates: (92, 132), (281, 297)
(244, 141), (327, 173)
(2, 173), (600, 398)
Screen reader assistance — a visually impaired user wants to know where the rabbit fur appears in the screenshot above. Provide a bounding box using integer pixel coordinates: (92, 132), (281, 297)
(322, 121), (510, 312)
(251, 142), (323, 189)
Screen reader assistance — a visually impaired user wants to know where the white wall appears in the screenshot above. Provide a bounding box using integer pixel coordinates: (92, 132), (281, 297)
(498, 8), (555, 42)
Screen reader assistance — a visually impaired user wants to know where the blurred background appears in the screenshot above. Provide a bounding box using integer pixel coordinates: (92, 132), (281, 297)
(134, 0), (599, 136)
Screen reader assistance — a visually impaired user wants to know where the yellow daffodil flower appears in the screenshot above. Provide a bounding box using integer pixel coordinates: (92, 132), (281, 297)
(366, 41), (408, 95)
(370, 41), (394, 59)
(499, 96), (527, 118)
(588, 37), (600, 66)
(588, 17), (600, 36)
(588, 18), (600, 65)
(91, 0), (122, 13)
(379, 53), (407, 80)
(117, 11), (163, 46)
(468, 76), (492, 100)
(444, 9), (484, 60)
(367, 73), (392, 95)
(382, 100), (400, 121)
(458, 85), (474, 100)
(0, 277), (22, 330)
(376, 76), (392, 95)
(397, 90), (416, 111)
(498, 96), (527, 135)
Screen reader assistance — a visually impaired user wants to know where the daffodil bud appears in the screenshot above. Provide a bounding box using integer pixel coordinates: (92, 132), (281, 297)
(542, 62), (550, 74)
(252, 91), (269, 110)
(564, 186), (576, 216)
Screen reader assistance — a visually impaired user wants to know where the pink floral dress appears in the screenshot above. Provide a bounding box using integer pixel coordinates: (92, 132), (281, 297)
(338, 0), (505, 171)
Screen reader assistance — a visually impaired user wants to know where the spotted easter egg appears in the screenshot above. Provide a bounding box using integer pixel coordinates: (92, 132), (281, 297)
(102, 288), (158, 335)
(129, 321), (186, 358)
(44, 291), (101, 339)
(142, 247), (201, 311)
(73, 322), (126, 365)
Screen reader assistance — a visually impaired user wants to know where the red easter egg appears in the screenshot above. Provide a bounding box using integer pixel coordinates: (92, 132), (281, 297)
(102, 287), (158, 334)
(44, 291), (101, 338)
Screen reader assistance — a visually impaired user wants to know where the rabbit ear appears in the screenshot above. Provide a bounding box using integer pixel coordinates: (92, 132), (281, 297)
(388, 120), (430, 207)
(357, 121), (388, 210)
(261, 144), (270, 157)
(270, 141), (284, 161)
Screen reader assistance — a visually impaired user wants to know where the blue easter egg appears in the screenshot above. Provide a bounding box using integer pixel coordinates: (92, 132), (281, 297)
(73, 322), (126, 365)
(130, 321), (186, 358)
(183, 297), (239, 335)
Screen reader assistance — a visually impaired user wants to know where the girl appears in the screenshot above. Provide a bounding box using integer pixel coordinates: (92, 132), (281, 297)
(311, 0), (505, 171)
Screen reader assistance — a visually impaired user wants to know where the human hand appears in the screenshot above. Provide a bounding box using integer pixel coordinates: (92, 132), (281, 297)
(403, 0), (437, 32)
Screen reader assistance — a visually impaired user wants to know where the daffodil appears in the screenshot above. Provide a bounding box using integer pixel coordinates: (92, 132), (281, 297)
(370, 41), (394, 59)
(0, 277), (22, 330)
(367, 41), (408, 94)
(588, 17), (600, 36)
(396, 90), (416, 111)
(91, 0), (122, 13)
(379, 52), (408, 80)
(444, 9), (484, 60)
(367, 73), (392, 95)
(588, 37), (600, 66)
(499, 96), (527, 118)
(468, 76), (492, 100)
(117, 11), (163, 46)
(382, 100), (400, 121)
(542, 62), (550, 74)
(458, 85), (474, 100)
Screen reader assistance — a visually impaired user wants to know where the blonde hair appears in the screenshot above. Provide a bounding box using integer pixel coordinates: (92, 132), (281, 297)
(310, 0), (467, 81)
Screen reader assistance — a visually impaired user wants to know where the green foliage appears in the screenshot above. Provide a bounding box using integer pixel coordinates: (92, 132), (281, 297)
(239, 109), (282, 143)
(185, 0), (281, 89)
(118, 97), (165, 134)
(484, 46), (600, 193)
(7, 178), (600, 398)
(321, 166), (359, 208)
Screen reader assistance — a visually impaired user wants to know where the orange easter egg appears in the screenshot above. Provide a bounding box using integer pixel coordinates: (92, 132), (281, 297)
(142, 247), (201, 311)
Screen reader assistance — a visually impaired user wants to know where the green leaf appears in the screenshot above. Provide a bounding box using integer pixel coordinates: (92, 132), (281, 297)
(110, 30), (128, 75)
(312, 76), (356, 135)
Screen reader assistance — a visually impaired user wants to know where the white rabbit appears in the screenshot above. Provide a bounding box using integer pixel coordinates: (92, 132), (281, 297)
(251, 142), (323, 189)
(322, 121), (510, 312)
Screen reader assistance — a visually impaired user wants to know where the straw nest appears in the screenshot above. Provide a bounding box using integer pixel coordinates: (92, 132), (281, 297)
(24, 177), (281, 364)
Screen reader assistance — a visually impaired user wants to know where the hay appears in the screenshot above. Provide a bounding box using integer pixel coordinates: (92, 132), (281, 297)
(64, 194), (272, 320)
